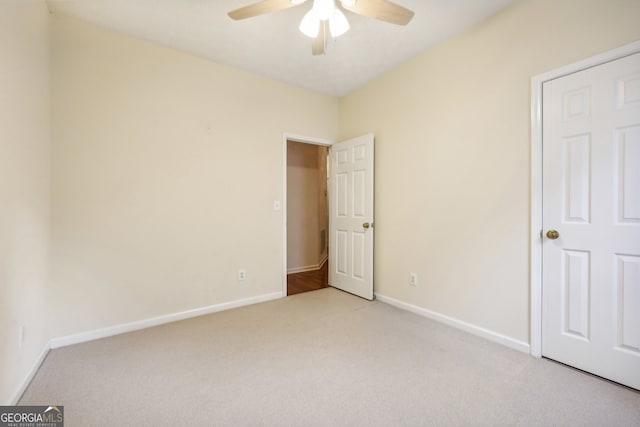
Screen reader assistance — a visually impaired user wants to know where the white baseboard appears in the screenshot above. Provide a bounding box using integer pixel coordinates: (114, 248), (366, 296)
(287, 256), (328, 275)
(10, 344), (50, 405)
(10, 292), (282, 404)
(50, 291), (283, 349)
(375, 293), (531, 354)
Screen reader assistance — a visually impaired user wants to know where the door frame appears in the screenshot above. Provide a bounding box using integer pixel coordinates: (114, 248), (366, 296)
(282, 133), (335, 297)
(529, 40), (640, 358)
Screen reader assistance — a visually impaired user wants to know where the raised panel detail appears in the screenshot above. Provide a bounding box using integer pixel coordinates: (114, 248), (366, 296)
(617, 73), (640, 109)
(336, 172), (348, 217)
(352, 232), (365, 280)
(353, 170), (365, 218)
(616, 126), (640, 222)
(336, 149), (348, 165)
(562, 87), (591, 121)
(563, 250), (590, 339)
(335, 230), (348, 275)
(353, 144), (366, 162)
(617, 254), (640, 353)
(563, 134), (591, 223)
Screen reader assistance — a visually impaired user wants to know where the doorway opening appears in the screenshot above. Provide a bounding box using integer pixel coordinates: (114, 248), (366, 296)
(285, 137), (331, 296)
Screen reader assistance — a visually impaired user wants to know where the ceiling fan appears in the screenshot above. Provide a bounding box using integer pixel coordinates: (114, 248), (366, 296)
(228, 0), (415, 55)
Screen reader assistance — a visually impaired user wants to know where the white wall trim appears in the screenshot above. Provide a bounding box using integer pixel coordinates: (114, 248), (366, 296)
(287, 265), (318, 275)
(282, 132), (335, 297)
(287, 255), (328, 274)
(50, 292), (282, 349)
(285, 133), (334, 147)
(10, 344), (50, 405)
(376, 293), (530, 354)
(529, 40), (640, 358)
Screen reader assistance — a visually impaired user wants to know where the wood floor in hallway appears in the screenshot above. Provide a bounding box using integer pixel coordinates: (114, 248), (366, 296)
(287, 261), (329, 296)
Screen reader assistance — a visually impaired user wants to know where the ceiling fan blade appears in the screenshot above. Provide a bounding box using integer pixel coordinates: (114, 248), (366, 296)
(228, 0), (300, 20)
(312, 22), (326, 55)
(341, 0), (414, 25)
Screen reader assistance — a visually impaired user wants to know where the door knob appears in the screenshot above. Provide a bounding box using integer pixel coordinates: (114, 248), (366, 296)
(363, 222), (371, 229)
(546, 230), (560, 240)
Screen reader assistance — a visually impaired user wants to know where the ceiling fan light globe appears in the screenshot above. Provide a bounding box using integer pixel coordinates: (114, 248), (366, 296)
(340, 0), (356, 7)
(299, 9), (320, 38)
(313, 0), (335, 21)
(329, 8), (349, 38)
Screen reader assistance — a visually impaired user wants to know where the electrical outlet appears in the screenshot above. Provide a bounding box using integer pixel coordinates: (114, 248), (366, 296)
(410, 273), (418, 287)
(238, 269), (246, 281)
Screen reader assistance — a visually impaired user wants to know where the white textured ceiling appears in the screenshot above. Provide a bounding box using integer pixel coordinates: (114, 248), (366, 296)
(47, 0), (520, 97)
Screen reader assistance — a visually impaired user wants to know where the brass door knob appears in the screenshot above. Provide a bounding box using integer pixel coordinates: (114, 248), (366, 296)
(546, 230), (560, 240)
(363, 222), (371, 229)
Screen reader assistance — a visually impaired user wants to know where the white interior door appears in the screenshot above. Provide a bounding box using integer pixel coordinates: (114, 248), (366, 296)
(329, 134), (374, 300)
(542, 52), (640, 390)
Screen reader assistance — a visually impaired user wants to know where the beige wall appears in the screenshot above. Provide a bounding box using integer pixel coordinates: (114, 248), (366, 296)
(49, 16), (339, 337)
(0, 1), (51, 404)
(287, 142), (328, 272)
(339, 0), (640, 343)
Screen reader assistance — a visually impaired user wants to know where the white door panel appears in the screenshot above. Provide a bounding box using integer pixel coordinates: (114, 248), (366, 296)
(542, 52), (640, 390)
(329, 134), (374, 300)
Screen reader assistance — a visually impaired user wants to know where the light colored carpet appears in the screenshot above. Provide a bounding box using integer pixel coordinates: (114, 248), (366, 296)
(20, 288), (640, 426)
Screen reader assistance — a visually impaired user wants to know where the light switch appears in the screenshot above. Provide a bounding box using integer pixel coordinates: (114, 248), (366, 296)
(273, 200), (281, 211)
